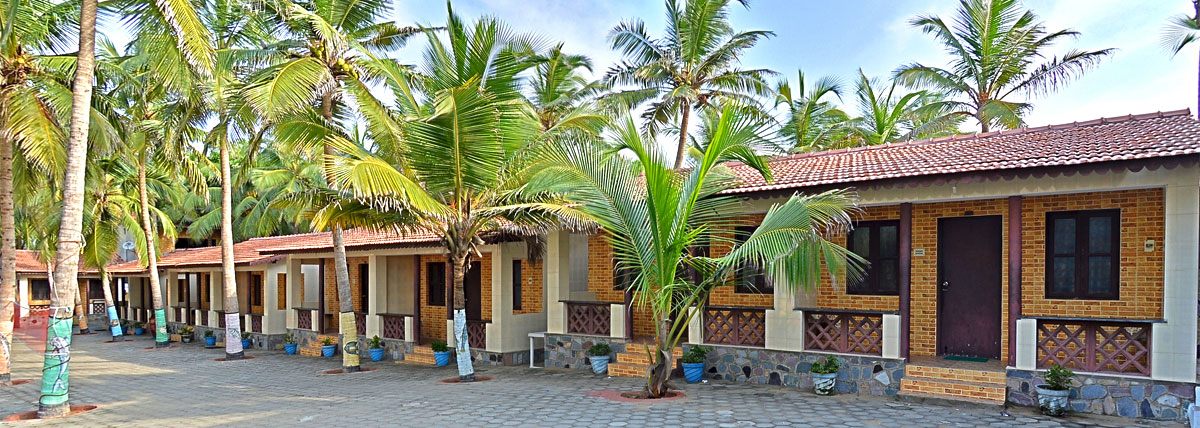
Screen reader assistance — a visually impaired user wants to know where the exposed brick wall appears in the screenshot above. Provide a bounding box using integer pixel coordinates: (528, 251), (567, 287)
(514, 258), (544, 315)
(586, 233), (625, 303)
(479, 253), (493, 322)
(323, 257), (368, 313)
(250, 271), (265, 315)
(276, 273), (286, 310)
(817, 205), (901, 312)
(708, 214), (773, 309)
(1021, 189), (1164, 319)
(419, 254), (448, 342)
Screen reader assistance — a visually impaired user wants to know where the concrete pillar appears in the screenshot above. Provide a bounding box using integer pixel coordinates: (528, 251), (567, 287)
(764, 283), (806, 352)
(1152, 181), (1199, 382)
(285, 257), (300, 329)
(545, 231), (570, 334)
(687, 306), (702, 344)
(404, 316), (414, 343)
(610, 303), (625, 338)
(881, 314), (900, 359)
(366, 255), (382, 338)
(1015, 318), (1037, 370)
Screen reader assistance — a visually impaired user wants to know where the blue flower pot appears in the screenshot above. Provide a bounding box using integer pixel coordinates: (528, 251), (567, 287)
(434, 351), (451, 366)
(241, 338), (253, 350)
(205, 336), (216, 347)
(284, 343), (298, 355)
(683, 362), (705, 383)
(590, 355), (610, 374)
(369, 348), (384, 362)
(322, 345), (337, 358)
(134, 328), (145, 335)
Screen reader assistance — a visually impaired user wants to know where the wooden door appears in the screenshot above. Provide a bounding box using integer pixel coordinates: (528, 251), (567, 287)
(465, 261), (482, 321)
(937, 215), (1003, 359)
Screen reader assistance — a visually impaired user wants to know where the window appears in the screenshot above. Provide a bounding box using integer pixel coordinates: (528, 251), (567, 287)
(427, 262), (446, 306)
(177, 276), (187, 304)
(30, 279), (50, 301)
(358, 263), (369, 311)
(846, 220), (900, 296)
(512, 260), (523, 311)
(682, 237), (711, 284)
(250, 273), (263, 307)
(88, 280), (104, 300)
(613, 259), (634, 291)
(734, 226), (773, 294)
(1046, 210), (1120, 299)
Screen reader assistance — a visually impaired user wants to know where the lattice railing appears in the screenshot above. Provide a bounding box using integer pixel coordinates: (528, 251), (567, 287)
(1036, 320), (1151, 376)
(217, 311), (226, 328)
(296, 309), (312, 330)
(381, 315), (405, 340)
(173, 307), (185, 323)
(803, 310), (883, 355)
(566, 302), (611, 336)
(467, 320), (486, 349)
(250, 314), (263, 333)
(200, 311), (209, 327)
(90, 300), (105, 315)
(354, 312), (367, 335)
(704, 306), (766, 347)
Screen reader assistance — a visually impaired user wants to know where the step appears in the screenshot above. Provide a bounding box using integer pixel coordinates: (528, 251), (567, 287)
(623, 343), (683, 357)
(405, 352), (436, 365)
(411, 346), (435, 355)
(899, 377), (1006, 404)
(608, 362), (649, 378)
(896, 389), (1007, 411)
(616, 352), (651, 365)
(906, 364), (1005, 385)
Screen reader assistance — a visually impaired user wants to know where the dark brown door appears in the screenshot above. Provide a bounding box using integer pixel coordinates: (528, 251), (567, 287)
(465, 261), (482, 320)
(937, 215), (1002, 359)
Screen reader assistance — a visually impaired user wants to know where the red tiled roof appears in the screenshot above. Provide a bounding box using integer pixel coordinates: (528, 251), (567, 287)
(10, 249), (119, 275)
(254, 228), (443, 254)
(723, 109), (1200, 195)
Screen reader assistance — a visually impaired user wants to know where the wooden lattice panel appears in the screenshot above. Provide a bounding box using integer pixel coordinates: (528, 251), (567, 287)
(251, 315), (263, 333)
(467, 321), (486, 349)
(296, 310), (311, 330)
(1036, 320), (1150, 376)
(382, 315), (404, 340)
(567, 302), (611, 336)
(704, 307), (766, 347)
(354, 312), (367, 335)
(803, 311), (883, 355)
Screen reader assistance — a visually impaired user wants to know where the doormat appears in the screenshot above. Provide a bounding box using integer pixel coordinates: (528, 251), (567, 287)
(944, 355), (988, 363)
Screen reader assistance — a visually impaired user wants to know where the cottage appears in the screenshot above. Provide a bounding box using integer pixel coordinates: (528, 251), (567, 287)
(541, 110), (1200, 420)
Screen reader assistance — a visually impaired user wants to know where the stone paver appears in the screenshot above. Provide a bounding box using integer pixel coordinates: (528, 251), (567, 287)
(0, 332), (1185, 427)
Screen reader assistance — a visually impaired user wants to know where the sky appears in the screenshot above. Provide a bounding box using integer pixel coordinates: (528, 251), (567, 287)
(94, 0), (1200, 130)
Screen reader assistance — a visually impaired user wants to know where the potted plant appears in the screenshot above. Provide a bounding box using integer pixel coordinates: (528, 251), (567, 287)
(178, 326), (194, 343)
(809, 356), (840, 395)
(203, 330), (216, 347)
(431, 340), (451, 366)
(283, 333), (298, 355)
(367, 335), (385, 362)
(681, 346), (709, 383)
(240, 332), (253, 350)
(320, 337), (337, 358)
(1036, 363), (1076, 416)
(587, 343), (611, 374)
(133, 321), (145, 336)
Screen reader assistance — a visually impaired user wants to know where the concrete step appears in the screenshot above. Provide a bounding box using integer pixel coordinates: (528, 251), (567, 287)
(608, 362), (649, 378)
(406, 352), (436, 365)
(616, 352), (651, 365)
(899, 377), (1006, 404)
(905, 364), (1006, 385)
(896, 389), (1007, 411)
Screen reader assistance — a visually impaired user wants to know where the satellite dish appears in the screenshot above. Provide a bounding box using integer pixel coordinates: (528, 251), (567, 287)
(121, 241), (136, 250)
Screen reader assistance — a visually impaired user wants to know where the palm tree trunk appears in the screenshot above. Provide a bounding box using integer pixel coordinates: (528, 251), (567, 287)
(73, 290), (87, 334)
(320, 91), (359, 372)
(0, 128), (15, 386)
(138, 157), (168, 348)
(672, 103), (692, 170)
(450, 249), (474, 381)
(646, 316), (673, 397)
(99, 269), (122, 341)
(37, 0), (96, 417)
(218, 135), (243, 360)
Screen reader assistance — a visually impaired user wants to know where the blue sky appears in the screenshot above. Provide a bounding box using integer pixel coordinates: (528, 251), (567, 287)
(95, 1), (1200, 129)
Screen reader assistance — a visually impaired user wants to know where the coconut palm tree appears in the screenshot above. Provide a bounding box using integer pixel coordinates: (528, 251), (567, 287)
(525, 104), (864, 398)
(847, 71), (960, 146)
(526, 43), (606, 136)
(1162, 1), (1200, 117)
(894, 0), (1113, 132)
(247, 0), (420, 372)
(606, 0), (775, 169)
(775, 69), (850, 152)
(81, 158), (149, 342)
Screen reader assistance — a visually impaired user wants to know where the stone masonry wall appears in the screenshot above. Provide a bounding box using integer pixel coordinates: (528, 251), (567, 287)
(698, 345), (904, 396)
(544, 333), (627, 370)
(1006, 369), (1193, 420)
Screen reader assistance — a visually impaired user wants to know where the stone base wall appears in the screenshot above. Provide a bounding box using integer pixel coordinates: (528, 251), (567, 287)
(471, 349), (532, 366)
(1006, 369), (1195, 420)
(377, 337), (413, 361)
(544, 334), (627, 370)
(698, 345), (904, 396)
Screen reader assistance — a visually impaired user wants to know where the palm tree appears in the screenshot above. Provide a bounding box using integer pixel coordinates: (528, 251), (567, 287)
(81, 158), (148, 341)
(526, 104), (863, 398)
(248, 0), (420, 372)
(37, 0), (98, 417)
(894, 0), (1113, 132)
(527, 43), (606, 136)
(1163, 1), (1200, 117)
(847, 71), (960, 146)
(606, 0), (775, 169)
(280, 6), (547, 381)
(774, 69), (850, 152)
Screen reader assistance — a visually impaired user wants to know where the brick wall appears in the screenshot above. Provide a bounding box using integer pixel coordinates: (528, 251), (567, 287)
(416, 253), (495, 342)
(276, 273), (286, 310)
(708, 214), (774, 309)
(586, 233), (626, 303)
(817, 205), (901, 312)
(1020, 189), (1164, 319)
(323, 257), (368, 313)
(514, 258), (544, 315)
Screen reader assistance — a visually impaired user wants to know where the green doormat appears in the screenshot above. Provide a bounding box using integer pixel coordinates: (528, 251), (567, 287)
(944, 355), (988, 363)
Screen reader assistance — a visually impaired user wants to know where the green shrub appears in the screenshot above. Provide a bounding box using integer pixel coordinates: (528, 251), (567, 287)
(178, 326), (194, 336)
(809, 356), (840, 375)
(587, 343), (611, 357)
(368, 335), (384, 349)
(681, 346), (709, 364)
(320, 337), (335, 346)
(283, 333), (296, 344)
(241, 331), (252, 340)
(431, 340), (449, 352)
(203, 330), (214, 337)
(1041, 363), (1076, 390)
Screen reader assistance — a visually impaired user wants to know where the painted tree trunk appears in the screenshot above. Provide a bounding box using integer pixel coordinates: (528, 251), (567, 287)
(0, 129), (15, 385)
(99, 271), (121, 340)
(320, 91), (359, 372)
(37, 0), (96, 416)
(138, 158), (167, 348)
(218, 135), (243, 360)
(451, 251), (473, 381)
(73, 291), (88, 334)
(672, 102), (691, 170)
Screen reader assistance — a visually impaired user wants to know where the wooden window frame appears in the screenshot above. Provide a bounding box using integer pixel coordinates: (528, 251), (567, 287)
(613, 258), (634, 291)
(358, 263), (369, 312)
(427, 262), (446, 306)
(30, 279), (50, 302)
(1045, 209), (1121, 300)
(846, 220), (901, 296)
(734, 226), (773, 294)
(249, 273), (263, 307)
(512, 260), (523, 311)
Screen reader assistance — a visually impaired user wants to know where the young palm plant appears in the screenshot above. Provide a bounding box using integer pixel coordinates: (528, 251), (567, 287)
(847, 70), (960, 146)
(80, 158), (150, 342)
(774, 69), (850, 153)
(1162, 1), (1200, 116)
(894, 0), (1112, 132)
(526, 105), (864, 398)
(606, 0), (776, 169)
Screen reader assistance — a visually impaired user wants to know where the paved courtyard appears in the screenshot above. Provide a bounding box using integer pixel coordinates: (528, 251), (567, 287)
(0, 332), (1185, 427)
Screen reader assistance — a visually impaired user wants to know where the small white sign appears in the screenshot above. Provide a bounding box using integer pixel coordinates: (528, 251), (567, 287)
(913, 249), (926, 257)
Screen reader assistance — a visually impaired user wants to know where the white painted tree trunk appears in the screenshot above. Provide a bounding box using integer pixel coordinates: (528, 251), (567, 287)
(219, 134), (243, 360)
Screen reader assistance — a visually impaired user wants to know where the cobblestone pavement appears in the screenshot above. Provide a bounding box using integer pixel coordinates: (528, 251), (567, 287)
(0, 332), (1185, 427)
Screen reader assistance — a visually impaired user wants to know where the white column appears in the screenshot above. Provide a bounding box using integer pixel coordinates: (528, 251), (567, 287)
(609, 303), (625, 338)
(487, 245), (505, 352)
(17, 277), (28, 318)
(881, 314), (900, 359)
(1015, 318), (1037, 370)
(1152, 181), (1199, 382)
(764, 283), (806, 352)
(545, 231), (570, 334)
(366, 255), (381, 338)
(404, 316), (414, 343)
(687, 306), (702, 344)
